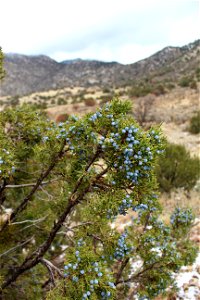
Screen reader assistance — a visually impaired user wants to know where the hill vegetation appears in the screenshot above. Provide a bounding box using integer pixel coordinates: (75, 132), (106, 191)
(0, 101), (198, 300)
(0, 40), (199, 97)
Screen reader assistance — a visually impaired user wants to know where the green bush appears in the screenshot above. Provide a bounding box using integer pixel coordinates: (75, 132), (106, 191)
(195, 67), (200, 81)
(57, 97), (67, 105)
(129, 82), (166, 98)
(189, 111), (200, 134)
(166, 82), (175, 90)
(156, 143), (200, 192)
(103, 87), (111, 93)
(129, 83), (152, 97)
(189, 80), (197, 90)
(178, 76), (193, 88)
(0, 101), (198, 299)
(0, 47), (5, 80)
(152, 84), (165, 96)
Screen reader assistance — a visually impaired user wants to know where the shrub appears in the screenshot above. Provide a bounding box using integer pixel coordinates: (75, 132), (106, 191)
(152, 84), (165, 96)
(178, 76), (193, 87)
(0, 100), (197, 299)
(195, 67), (200, 81)
(166, 82), (175, 90)
(57, 98), (67, 105)
(189, 111), (200, 134)
(84, 97), (96, 106)
(103, 87), (111, 93)
(0, 47), (5, 80)
(9, 96), (20, 107)
(189, 80), (197, 90)
(129, 83), (152, 97)
(156, 143), (200, 192)
(134, 95), (155, 126)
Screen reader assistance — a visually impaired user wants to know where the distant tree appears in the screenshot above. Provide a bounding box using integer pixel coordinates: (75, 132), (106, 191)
(152, 84), (165, 96)
(189, 80), (197, 90)
(196, 67), (200, 81)
(178, 76), (193, 88)
(134, 95), (155, 126)
(0, 47), (5, 80)
(189, 111), (200, 134)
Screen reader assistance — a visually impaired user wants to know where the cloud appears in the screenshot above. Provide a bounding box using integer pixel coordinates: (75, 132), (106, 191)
(0, 0), (199, 63)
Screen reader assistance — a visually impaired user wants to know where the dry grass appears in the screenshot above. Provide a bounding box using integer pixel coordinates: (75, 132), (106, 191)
(160, 187), (200, 220)
(161, 122), (200, 157)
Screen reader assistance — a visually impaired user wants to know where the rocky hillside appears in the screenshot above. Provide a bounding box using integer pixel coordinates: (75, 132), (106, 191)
(0, 40), (199, 96)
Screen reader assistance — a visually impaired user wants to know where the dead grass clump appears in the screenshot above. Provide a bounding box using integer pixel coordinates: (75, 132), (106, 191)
(84, 98), (96, 106)
(56, 113), (69, 123)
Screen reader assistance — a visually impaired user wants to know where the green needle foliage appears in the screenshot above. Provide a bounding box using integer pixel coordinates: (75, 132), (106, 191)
(189, 111), (200, 134)
(0, 47), (5, 80)
(0, 100), (197, 300)
(156, 143), (200, 192)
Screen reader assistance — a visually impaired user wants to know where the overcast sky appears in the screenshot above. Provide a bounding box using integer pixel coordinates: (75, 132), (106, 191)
(0, 0), (199, 64)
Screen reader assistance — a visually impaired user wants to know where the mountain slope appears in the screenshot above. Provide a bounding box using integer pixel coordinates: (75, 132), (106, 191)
(0, 40), (199, 96)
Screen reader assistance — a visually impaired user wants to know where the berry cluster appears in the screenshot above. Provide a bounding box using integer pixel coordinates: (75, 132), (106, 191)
(170, 207), (193, 228)
(114, 231), (132, 260)
(98, 124), (160, 189)
(89, 111), (103, 122)
(118, 194), (133, 215)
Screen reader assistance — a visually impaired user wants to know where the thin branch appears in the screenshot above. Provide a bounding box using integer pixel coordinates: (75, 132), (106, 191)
(0, 142), (67, 232)
(0, 179), (7, 205)
(11, 216), (47, 226)
(0, 237), (34, 258)
(115, 257), (130, 285)
(39, 185), (54, 200)
(40, 258), (55, 287)
(71, 145), (102, 197)
(143, 212), (151, 233)
(93, 182), (110, 191)
(87, 233), (103, 242)
(63, 221), (94, 231)
(40, 258), (64, 278)
(0, 179), (6, 193)
(4, 178), (59, 189)
(117, 261), (161, 284)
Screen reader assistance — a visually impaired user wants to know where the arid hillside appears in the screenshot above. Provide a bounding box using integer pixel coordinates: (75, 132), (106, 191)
(0, 40), (199, 96)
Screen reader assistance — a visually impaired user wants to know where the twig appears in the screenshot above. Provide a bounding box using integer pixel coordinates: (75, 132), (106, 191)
(117, 261), (161, 284)
(11, 216), (47, 226)
(40, 258), (55, 287)
(115, 257), (130, 285)
(39, 185), (54, 200)
(0, 179), (7, 205)
(4, 178), (59, 189)
(40, 258), (64, 278)
(63, 221), (94, 231)
(0, 237), (34, 258)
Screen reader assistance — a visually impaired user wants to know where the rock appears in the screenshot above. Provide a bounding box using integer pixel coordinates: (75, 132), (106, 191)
(189, 278), (199, 287)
